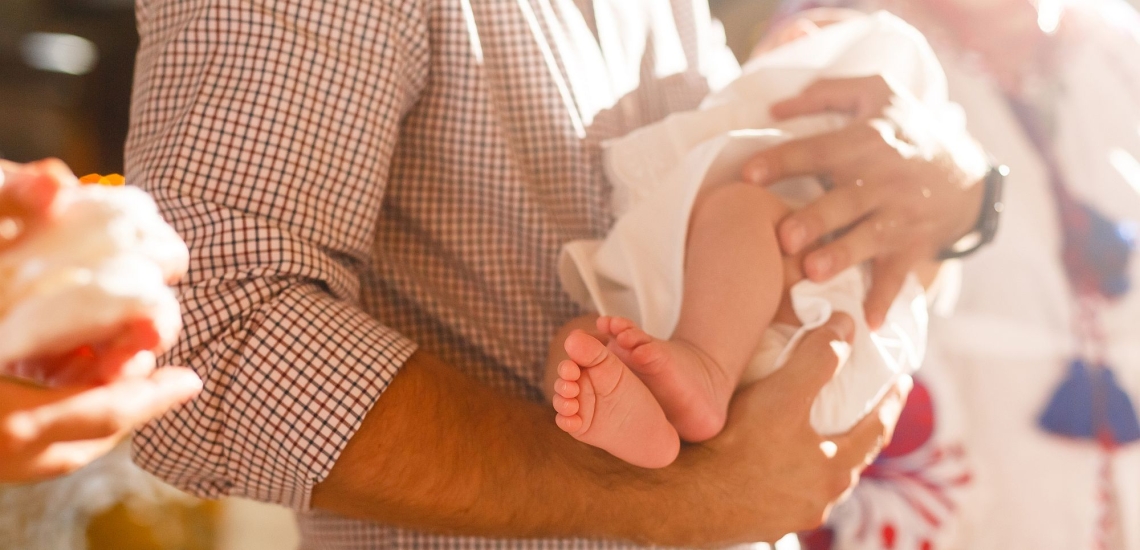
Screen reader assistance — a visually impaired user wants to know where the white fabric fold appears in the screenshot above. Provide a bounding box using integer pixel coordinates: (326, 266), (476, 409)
(560, 11), (943, 435)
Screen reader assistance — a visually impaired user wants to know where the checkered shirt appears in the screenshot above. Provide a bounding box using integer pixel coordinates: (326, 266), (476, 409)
(125, 0), (740, 547)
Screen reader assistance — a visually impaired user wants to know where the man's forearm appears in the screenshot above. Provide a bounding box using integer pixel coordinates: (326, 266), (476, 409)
(311, 350), (693, 544)
(312, 315), (906, 547)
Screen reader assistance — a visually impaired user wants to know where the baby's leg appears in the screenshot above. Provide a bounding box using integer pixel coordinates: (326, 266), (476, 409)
(603, 182), (788, 442)
(549, 330), (680, 468)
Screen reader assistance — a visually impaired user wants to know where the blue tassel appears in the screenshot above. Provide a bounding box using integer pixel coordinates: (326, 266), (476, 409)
(1104, 367), (1140, 444)
(1040, 359), (1097, 439)
(1063, 204), (1135, 299)
(1040, 359), (1140, 445)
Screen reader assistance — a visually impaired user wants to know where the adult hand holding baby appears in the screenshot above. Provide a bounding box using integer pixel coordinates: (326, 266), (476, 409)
(0, 159), (201, 483)
(667, 313), (910, 545)
(742, 75), (989, 328)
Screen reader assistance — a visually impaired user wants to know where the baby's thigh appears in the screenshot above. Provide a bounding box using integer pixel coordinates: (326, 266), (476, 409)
(692, 181), (791, 228)
(693, 182), (803, 325)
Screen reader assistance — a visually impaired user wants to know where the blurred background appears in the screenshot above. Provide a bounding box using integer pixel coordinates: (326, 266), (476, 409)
(0, 0), (782, 172)
(3, 0), (1138, 549)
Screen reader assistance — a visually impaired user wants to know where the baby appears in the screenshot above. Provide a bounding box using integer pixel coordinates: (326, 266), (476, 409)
(545, 11), (949, 468)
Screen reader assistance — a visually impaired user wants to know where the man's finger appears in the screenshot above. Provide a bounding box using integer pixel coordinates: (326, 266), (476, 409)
(742, 128), (863, 186)
(864, 256), (914, 330)
(771, 80), (863, 121)
(13, 367), (202, 445)
(777, 180), (882, 255)
(801, 212), (905, 282)
(829, 376), (911, 470)
(770, 76), (893, 122)
(768, 313), (855, 408)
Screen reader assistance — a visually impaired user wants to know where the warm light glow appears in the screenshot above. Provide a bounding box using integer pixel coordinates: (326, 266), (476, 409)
(20, 33), (98, 75)
(1036, 0), (1062, 34)
(1109, 148), (1140, 196)
(772, 534), (802, 549)
(460, 0), (483, 64)
(820, 440), (839, 459)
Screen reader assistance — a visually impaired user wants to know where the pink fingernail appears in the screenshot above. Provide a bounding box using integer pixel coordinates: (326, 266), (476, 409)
(783, 221), (806, 252)
(866, 310), (885, 331)
(811, 253), (833, 278)
(745, 162), (768, 184)
(828, 312), (856, 340)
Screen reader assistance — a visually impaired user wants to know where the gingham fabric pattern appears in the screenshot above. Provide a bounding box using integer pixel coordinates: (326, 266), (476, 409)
(126, 0), (740, 547)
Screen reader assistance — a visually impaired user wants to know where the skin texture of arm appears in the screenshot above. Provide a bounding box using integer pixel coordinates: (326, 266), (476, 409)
(313, 313), (909, 546)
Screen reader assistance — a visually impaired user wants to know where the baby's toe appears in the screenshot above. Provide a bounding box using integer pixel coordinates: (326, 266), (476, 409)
(553, 394), (580, 416)
(554, 378), (579, 398)
(555, 413), (583, 434)
(595, 316), (613, 334)
(557, 359), (581, 381)
(564, 330), (609, 368)
(608, 316), (636, 334)
(615, 326), (652, 349)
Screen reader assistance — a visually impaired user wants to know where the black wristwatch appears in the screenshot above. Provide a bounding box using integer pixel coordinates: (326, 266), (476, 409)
(938, 163), (1008, 260)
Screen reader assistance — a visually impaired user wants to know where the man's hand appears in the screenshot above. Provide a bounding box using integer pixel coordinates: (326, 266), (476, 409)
(0, 354), (201, 483)
(314, 313), (909, 546)
(742, 76), (988, 327)
(667, 313), (910, 545)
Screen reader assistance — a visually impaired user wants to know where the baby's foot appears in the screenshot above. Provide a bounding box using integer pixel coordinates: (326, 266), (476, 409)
(553, 330), (680, 468)
(598, 316), (733, 442)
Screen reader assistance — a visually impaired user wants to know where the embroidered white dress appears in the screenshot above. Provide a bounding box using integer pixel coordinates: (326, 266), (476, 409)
(774, 2), (1140, 549)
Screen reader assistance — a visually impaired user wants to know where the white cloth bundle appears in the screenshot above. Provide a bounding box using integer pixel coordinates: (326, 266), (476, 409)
(0, 183), (188, 367)
(560, 11), (946, 435)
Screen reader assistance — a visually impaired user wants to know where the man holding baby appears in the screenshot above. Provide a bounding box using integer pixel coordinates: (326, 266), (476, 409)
(120, 0), (992, 547)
